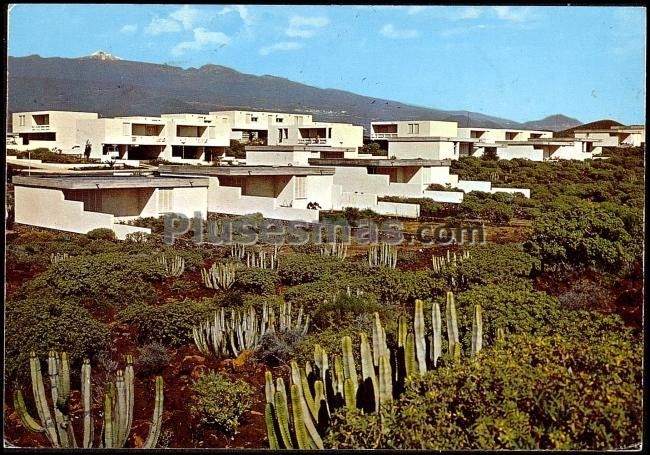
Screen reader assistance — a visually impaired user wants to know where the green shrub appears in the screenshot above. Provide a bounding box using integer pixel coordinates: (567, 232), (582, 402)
(283, 280), (340, 309)
(234, 267), (279, 295)
(5, 296), (110, 379)
(457, 244), (540, 287)
(370, 268), (446, 304)
(325, 334), (642, 450)
(310, 292), (382, 329)
(29, 252), (166, 307)
(86, 228), (117, 241)
(118, 300), (218, 346)
(278, 254), (341, 286)
(190, 371), (254, 434)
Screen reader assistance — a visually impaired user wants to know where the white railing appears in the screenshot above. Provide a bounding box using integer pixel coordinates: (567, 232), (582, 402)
(31, 125), (52, 131)
(298, 138), (328, 145)
(131, 136), (166, 143)
(370, 132), (398, 139)
(176, 137), (209, 145)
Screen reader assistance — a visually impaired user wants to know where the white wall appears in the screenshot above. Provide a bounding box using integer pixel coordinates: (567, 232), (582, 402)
(388, 141), (458, 160)
(496, 146), (544, 161)
(14, 185), (150, 239)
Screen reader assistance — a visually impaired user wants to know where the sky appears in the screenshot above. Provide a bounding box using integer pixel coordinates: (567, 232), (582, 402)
(7, 4), (647, 124)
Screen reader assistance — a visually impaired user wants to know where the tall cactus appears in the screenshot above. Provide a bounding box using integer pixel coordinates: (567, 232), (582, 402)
(377, 354), (393, 406)
(341, 336), (358, 397)
(431, 302), (442, 368)
(414, 300), (427, 374)
(368, 243), (398, 268)
(50, 252), (69, 265)
(14, 352), (163, 449)
(471, 304), (483, 359)
(404, 333), (417, 378)
(360, 332), (379, 413)
(445, 291), (460, 355)
(320, 241), (348, 259)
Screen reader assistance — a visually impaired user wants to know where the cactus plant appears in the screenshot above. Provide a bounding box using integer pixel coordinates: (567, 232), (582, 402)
(320, 241), (348, 259)
(368, 242), (398, 268)
(193, 302), (309, 359)
(13, 352), (163, 449)
(157, 254), (185, 278)
(245, 245), (279, 269)
(430, 302), (442, 368)
(50, 252), (69, 265)
(201, 261), (237, 290)
(414, 300), (427, 374)
(445, 291), (460, 355)
(230, 242), (246, 259)
(471, 304), (483, 359)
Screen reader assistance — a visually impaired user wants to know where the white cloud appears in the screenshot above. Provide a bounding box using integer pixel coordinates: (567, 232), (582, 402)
(493, 6), (533, 22)
(259, 41), (304, 56)
(406, 6), (426, 15)
(440, 23), (490, 38)
(145, 17), (182, 35)
(171, 28), (231, 56)
(120, 24), (138, 34)
(219, 5), (253, 26)
(170, 5), (203, 30)
(457, 7), (483, 20)
(380, 23), (419, 39)
(286, 15), (330, 38)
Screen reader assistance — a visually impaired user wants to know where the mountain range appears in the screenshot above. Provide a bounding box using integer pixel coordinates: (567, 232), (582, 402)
(7, 54), (583, 133)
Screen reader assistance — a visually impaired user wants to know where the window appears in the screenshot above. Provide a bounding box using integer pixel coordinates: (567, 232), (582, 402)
(408, 123), (420, 134)
(158, 189), (173, 213)
(19, 115), (25, 126)
(328, 128), (332, 139)
(251, 116), (259, 122)
(276, 116), (284, 123)
(122, 122), (131, 136)
(294, 176), (307, 199)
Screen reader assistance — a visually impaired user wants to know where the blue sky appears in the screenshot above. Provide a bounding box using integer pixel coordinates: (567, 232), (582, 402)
(8, 4), (646, 124)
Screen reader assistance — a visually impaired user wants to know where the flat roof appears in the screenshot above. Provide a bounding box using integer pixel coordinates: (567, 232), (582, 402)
(13, 175), (209, 190)
(574, 128), (644, 133)
(159, 164), (336, 176)
(386, 136), (458, 142)
(496, 138), (598, 146)
(308, 158), (451, 167)
(245, 145), (356, 152)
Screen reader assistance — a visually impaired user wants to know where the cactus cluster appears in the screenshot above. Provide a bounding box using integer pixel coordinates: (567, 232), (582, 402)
(263, 292), (487, 448)
(50, 252), (69, 264)
(13, 352), (163, 449)
(157, 254), (185, 278)
(368, 243), (398, 268)
(245, 246), (279, 269)
(230, 242), (247, 260)
(320, 241), (348, 259)
(193, 301), (309, 358)
(431, 249), (470, 273)
(201, 261), (237, 290)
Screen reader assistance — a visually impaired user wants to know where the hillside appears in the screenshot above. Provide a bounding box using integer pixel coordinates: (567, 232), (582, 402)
(554, 119), (624, 138)
(521, 114), (582, 132)
(8, 54), (581, 132)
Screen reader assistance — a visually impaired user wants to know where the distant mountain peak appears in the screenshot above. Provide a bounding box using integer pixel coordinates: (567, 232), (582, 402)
(84, 51), (122, 61)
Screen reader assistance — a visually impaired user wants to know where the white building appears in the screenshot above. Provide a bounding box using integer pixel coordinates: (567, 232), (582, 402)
(11, 111), (99, 152)
(12, 174), (209, 239)
(573, 125), (645, 154)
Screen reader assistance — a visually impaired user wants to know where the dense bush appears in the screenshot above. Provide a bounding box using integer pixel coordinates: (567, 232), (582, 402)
(310, 292), (383, 329)
(234, 267), (279, 295)
(86, 228), (117, 241)
(134, 342), (171, 377)
(325, 334), (642, 450)
(456, 244), (540, 287)
(370, 268), (446, 304)
(277, 254), (342, 286)
(190, 371), (254, 434)
(28, 252), (165, 307)
(5, 296), (110, 379)
(118, 300), (218, 346)
(524, 201), (639, 273)
(558, 279), (614, 312)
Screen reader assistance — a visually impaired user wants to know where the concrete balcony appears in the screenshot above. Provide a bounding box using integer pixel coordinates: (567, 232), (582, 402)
(130, 135), (166, 144)
(31, 125), (53, 131)
(297, 138), (329, 145)
(370, 132), (398, 139)
(173, 136), (209, 145)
